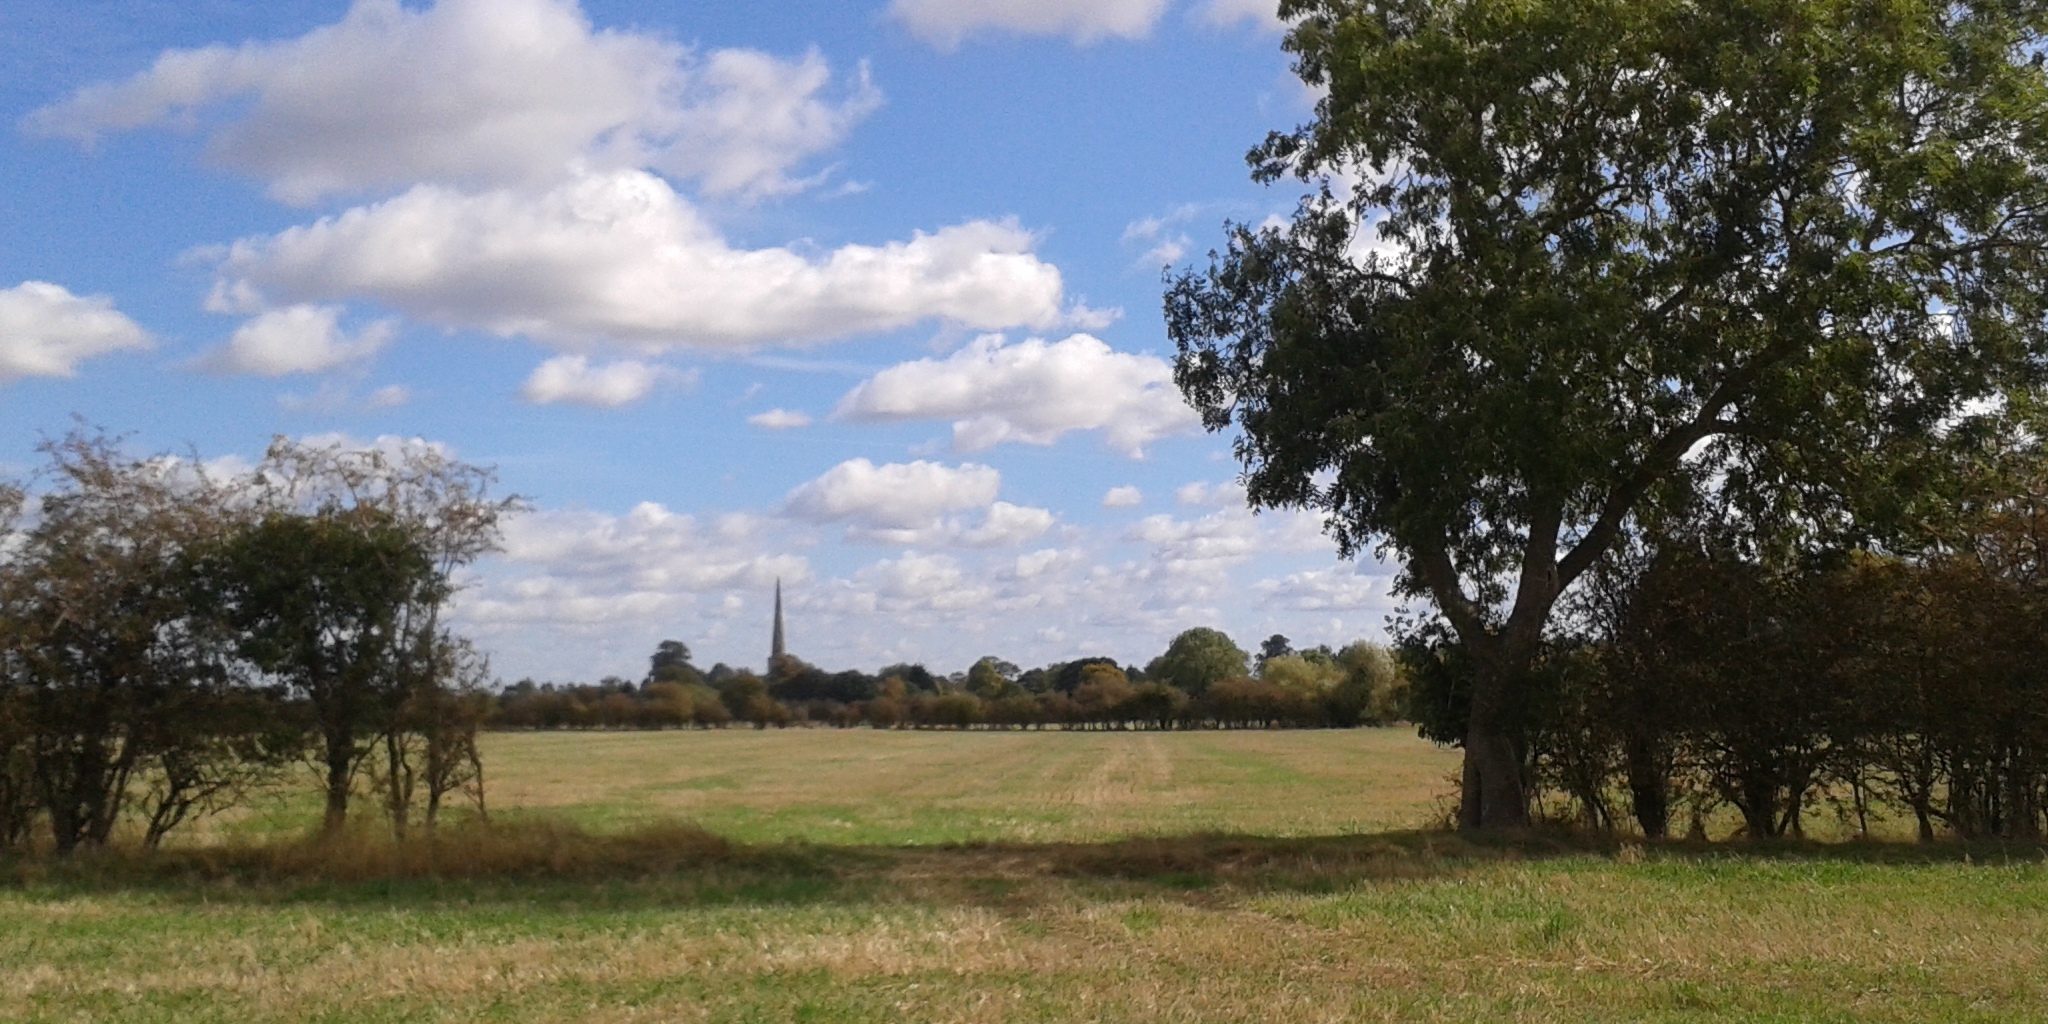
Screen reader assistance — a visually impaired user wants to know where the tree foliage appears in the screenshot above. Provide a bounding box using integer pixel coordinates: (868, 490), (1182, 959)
(1145, 628), (1250, 696)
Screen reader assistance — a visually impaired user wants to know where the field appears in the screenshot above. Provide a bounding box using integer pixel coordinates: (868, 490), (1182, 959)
(5, 729), (2048, 1023)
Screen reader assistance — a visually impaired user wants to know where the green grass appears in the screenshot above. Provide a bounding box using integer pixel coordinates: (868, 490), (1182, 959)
(5, 728), (2047, 1023)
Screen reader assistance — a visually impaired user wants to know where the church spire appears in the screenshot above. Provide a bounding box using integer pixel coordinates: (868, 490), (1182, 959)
(770, 577), (786, 665)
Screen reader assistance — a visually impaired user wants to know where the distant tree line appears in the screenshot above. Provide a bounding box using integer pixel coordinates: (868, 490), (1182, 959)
(1404, 451), (2048, 843)
(0, 431), (517, 854)
(492, 628), (1410, 733)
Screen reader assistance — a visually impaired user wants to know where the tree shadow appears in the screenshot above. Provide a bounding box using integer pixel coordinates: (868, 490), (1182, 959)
(4, 823), (2042, 914)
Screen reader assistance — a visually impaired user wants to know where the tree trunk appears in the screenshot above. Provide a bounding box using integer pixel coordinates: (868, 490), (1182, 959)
(322, 723), (353, 837)
(1459, 659), (1530, 831)
(384, 730), (410, 842)
(1624, 734), (1670, 839)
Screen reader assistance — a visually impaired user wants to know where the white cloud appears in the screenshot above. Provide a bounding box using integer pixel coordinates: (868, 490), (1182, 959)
(1103, 485), (1144, 508)
(655, 48), (881, 199)
(1138, 237), (1189, 269)
(852, 552), (990, 613)
(747, 408), (813, 430)
(1175, 479), (1246, 507)
(0, 281), (151, 382)
(208, 169), (1073, 352)
(1123, 205), (1205, 271)
(836, 333), (1201, 457)
(200, 304), (392, 376)
(890, 0), (1171, 48)
(852, 500), (1056, 548)
(1130, 501), (1328, 574)
(26, 0), (879, 203)
(1131, 511), (1262, 565)
(367, 384), (411, 408)
(1012, 547), (1085, 580)
(1199, 0), (1288, 32)
(1253, 566), (1386, 611)
(784, 458), (1000, 530)
(460, 502), (806, 631)
(520, 355), (688, 407)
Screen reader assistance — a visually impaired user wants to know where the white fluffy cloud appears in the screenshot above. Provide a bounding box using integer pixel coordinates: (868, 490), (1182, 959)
(850, 501), (1056, 548)
(890, 0), (1171, 48)
(207, 169), (1072, 352)
(1131, 511), (1261, 565)
(520, 355), (687, 407)
(26, 0), (879, 203)
(655, 48), (881, 199)
(0, 281), (152, 382)
(1103, 485), (1144, 508)
(461, 503), (806, 632)
(200, 304), (392, 376)
(747, 408), (813, 430)
(836, 333), (1201, 457)
(785, 458), (1000, 530)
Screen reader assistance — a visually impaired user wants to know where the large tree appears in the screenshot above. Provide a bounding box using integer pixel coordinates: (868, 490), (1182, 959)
(1146, 627), (1250, 697)
(1168, 0), (2048, 828)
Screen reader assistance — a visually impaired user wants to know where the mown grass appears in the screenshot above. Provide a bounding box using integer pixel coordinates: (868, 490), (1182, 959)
(5, 728), (2046, 1023)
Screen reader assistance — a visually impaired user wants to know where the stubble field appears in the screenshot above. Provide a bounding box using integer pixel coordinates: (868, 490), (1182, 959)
(4, 728), (2046, 1023)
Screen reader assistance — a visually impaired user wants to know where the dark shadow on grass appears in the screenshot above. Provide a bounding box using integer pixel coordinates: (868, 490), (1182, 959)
(3, 820), (2043, 913)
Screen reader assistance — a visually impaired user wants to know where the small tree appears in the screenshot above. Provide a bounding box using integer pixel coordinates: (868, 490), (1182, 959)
(1, 432), (256, 852)
(190, 509), (443, 836)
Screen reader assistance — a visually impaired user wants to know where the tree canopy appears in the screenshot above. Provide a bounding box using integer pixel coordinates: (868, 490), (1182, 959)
(1145, 627), (1250, 696)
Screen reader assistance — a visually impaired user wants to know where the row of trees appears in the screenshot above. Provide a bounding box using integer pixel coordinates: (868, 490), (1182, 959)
(0, 432), (516, 853)
(492, 629), (1410, 732)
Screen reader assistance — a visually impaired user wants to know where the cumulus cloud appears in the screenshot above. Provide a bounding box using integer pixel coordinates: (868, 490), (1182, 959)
(852, 552), (990, 613)
(26, 0), (879, 203)
(747, 408), (813, 430)
(784, 458), (1000, 530)
(851, 501), (1056, 548)
(890, 0), (1171, 48)
(1103, 485), (1143, 508)
(206, 169), (1073, 352)
(655, 48), (881, 199)
(1130, 502), (1328, 573)
(0, 281), (151, 382)
(836, 333), (1200, 457)
(198, 304), (393, 376)
(1175, 479), (1246, 507)
(1253, 566), (1386, 611)
(520, 355), (688, 407)
(460, 502), (806, 630)
(1131, 511), (1262, 565)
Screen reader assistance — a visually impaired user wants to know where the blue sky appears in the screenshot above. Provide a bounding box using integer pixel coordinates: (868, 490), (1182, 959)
(0, 0), (1398, 681)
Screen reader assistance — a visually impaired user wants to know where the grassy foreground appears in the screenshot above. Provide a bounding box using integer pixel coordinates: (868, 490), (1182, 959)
(5, 729), (2046, 1023)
